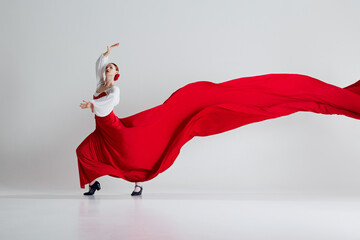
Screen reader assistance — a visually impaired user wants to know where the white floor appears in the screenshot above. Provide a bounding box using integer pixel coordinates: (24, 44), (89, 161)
(1, 191), (360, 240)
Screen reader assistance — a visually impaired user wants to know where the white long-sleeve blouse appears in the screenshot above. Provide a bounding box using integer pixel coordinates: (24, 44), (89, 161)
(89, 53), (120, 117)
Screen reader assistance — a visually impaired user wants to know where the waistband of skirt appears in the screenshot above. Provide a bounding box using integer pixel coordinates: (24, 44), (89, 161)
(94, 110), (114, 119)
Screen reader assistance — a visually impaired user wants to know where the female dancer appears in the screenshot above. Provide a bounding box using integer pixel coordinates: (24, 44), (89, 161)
(77, 42), (360, 197)
(78, 43), (143, 196)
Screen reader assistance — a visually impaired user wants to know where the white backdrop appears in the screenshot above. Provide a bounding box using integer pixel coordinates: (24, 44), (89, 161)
(0, 0), (359, 193)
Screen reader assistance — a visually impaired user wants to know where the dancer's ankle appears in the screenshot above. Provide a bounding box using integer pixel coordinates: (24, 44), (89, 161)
(134, 182), (142, 192)
(90, 179), (97, 186)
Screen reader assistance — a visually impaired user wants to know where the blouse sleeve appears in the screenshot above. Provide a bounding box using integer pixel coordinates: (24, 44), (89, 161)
(89, 86), (120, 117)
(95, 53), (109, 90)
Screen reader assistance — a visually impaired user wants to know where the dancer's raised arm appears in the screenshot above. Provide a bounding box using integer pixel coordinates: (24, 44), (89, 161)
(95, 43), (120, 91)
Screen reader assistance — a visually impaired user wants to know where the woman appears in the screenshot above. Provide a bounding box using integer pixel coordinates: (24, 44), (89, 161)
(77, 42), (360, 197)
(78, 43), (143, 196)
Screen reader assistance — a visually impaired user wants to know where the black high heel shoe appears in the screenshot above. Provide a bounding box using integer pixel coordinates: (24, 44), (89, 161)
(83, 181), (101, 195)
(131, 185), (143, 196)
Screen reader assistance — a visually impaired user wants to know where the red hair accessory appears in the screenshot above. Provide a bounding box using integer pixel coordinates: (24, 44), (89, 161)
(114, 73), (120, 81)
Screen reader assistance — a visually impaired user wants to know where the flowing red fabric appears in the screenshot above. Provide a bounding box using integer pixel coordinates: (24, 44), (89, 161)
(76, 73), (360, 188)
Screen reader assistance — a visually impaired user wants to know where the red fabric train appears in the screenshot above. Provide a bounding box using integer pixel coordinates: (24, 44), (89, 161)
(76, 73), (360, 189)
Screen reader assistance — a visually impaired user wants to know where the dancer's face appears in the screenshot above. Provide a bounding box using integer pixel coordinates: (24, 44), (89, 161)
(105, 63), (118, 78)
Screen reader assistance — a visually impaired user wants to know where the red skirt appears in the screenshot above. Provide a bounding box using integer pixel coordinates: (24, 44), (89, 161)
(76, 73), (360, 188)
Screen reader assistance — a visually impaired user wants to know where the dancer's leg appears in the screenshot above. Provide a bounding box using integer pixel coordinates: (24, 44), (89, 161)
(134, 182), (142, 192)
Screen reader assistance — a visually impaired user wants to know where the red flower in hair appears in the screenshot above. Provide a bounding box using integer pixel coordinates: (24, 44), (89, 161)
(114, 73), (120, 81)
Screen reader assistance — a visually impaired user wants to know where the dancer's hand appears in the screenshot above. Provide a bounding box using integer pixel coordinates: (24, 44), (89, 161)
(107, 43), (119, 52)
(80, 100), (94, 113)
(105, 43), (120, 57)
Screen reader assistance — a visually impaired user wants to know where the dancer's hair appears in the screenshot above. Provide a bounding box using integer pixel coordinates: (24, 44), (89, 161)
(109, 62), (119, 72)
